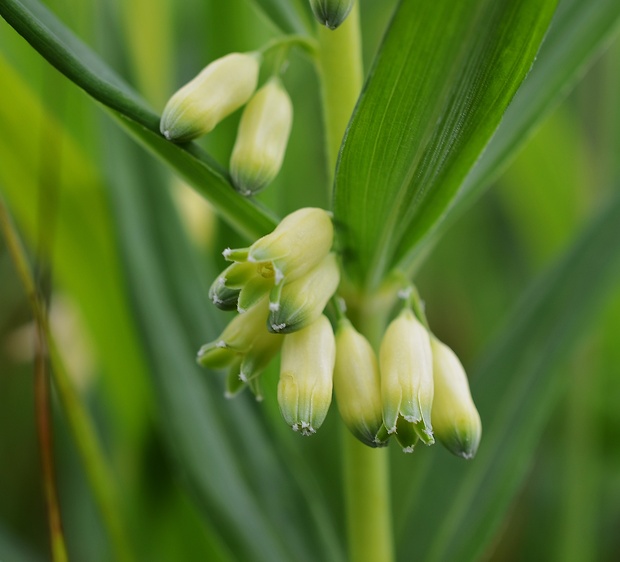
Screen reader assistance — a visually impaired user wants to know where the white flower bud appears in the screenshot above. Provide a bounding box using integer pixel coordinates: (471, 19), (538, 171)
(277, 315), (335, 435)
(160, 52), (260, 142)
(230, 78), (293, 196)
(380, 308), (434, 444)
(334, 320), (386, 447)
(268, 253), (340, 333)
(431, 338), (481, 459)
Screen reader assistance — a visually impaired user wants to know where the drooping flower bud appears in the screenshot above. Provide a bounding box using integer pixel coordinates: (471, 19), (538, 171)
(430, 337), (481, 459)
(380, 308), (434, 445)
(268, 253), (340, 333)
(197, 297), (270, 368)
(224, 207), (334, 284)
(333, 319), (387, 447)
(160, 52), (261, 142)
(277, 315), (335, 435)
(230, 78), (293, 196)
(310, 0), (355, 30)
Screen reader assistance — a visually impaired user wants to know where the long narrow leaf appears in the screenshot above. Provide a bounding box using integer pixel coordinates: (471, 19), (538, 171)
(245, 0), (313, 35)
(333, 0), (557, 290)
(398, 190), (620, 562)
(0, 0), (277, 241)
(399, 0), (620, 271)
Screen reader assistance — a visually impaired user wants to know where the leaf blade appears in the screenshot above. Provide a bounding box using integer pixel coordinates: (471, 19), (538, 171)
(333, 0), (558, 289)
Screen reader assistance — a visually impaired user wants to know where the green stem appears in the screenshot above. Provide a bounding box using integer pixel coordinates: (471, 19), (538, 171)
(0, 200), (135, 562)
(317, 7), (395, 561)
(317, 3), (364, 189)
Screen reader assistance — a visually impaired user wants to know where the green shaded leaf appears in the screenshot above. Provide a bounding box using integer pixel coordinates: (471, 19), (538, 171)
(0, 0), (277, 241)
(403, 0), (620, 269)
(333, 0), (557, 289)
(397, 191), (620, 562)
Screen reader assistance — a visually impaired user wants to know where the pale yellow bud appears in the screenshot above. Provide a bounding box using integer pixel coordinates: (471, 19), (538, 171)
(334, 320), (386, 447)
(224, 208), (334, 284)
(197, 297), (269, 368)
(230, 78), (293, 196)
(160, 52), (260, 142)
(269, 253), (340, 333)
(277, 315), (335, 435)
(380, 308), (434, 444)
(431, 338), (481, 459)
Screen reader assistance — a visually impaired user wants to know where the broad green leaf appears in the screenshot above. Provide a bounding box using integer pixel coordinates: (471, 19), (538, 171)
(333, 0), (557, 290)
(0, 0), (277, 241)
(396, 190), (620, 562)
(245, 0), (313, 35)
(401, 0), (620, 271)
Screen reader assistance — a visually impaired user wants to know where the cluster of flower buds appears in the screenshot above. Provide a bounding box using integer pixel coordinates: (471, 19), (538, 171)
(160, 52), (293, 195)
(198, 208), (340, 432)
(310, 0), (355, 30)
(335, 297), (482, 459)
(197, 207), (481, 458)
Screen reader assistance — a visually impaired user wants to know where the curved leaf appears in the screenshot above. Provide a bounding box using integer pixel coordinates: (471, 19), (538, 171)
(0, 0), (277, 241)
(333, 0), (557, 290)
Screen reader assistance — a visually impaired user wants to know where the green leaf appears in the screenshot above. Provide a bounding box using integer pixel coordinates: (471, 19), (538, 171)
(0, 0), (277, 242)
(403, 0), (620, 269)
(246, 0), (314, 35)
(333, 0), (558, 290)
(396, 191), (620, 562)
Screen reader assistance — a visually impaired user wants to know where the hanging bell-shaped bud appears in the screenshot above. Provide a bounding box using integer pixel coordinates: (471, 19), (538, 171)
(333, 319), (387, 447)
(431, 337), (482, 459)
(268, 253), (340, 334)
(160, 52), (261, 142)
(230, 78), (293, 196)
(277, 315), (335, 435)
(380, 308), (434, 445)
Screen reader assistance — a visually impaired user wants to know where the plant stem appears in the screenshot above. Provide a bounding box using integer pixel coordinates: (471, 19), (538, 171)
(0, 200), (135, 562)
(317, 3), (364, 189)
(317, 7), (395, 562)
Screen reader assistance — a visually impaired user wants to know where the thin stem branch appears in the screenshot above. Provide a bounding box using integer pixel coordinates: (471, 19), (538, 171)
(35, 321), (68, 562)
(0, 200), (135, 562)
(316, 6), (395, 561)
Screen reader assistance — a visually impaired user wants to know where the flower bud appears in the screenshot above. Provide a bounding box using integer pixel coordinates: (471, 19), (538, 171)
(268, 253), (340, 333)
(160, 52), (260, 142)
(333, 320), (386, 447)
(277, 315), (335, 435)
(380, 308), (434, 444)
(310, 0), (355, 30)
(431, 338), (481, 459)
(230, 79), (293, 196)
(197, 297), (269, 368)
(225, 208), (334, 284)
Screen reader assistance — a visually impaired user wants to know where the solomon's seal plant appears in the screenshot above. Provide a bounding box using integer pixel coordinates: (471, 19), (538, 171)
(4, 0), (616, 560)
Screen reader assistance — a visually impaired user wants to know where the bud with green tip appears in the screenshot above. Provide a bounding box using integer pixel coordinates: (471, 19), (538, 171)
(278, 315), (335, 435)
(230, 78), (293, 196)
(224, 207), (334, 285)
(380, 308), (434, 445)
(197, 297), (270, 368)
(333, 319), (387, 447)
(431, 337), (481, 459)
(160, 52), (260, 142)
(268, 253), (340, 333)
(310, 0), (355, 30)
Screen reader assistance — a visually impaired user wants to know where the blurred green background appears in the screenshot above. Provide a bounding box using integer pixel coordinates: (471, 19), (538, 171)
(1, 0), (619, 560)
